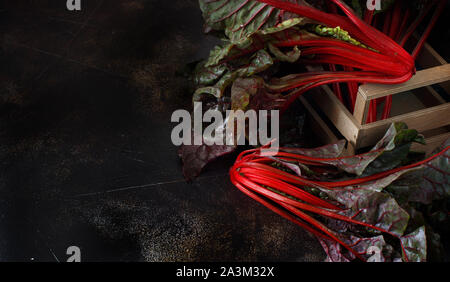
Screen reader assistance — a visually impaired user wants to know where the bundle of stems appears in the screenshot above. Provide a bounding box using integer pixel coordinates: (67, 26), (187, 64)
(230, 143), (449, 261)
(254, 0), (446, 121)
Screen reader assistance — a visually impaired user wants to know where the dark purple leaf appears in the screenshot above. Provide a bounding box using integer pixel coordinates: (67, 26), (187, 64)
(231, 76), (286, 111)
(178, 131), (236, 181)
(388, 138), (450, 204)
(281, 140), (346, 158)
(400, 226), (427, 262)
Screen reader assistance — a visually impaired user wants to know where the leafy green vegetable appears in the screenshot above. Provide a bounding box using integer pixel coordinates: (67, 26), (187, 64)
(231, 122), (450, 261)
(184, 0), (448, 262)
(194, 49), (274, 101)
(199, 0), (303, 43)
(312, 25), (372, 50)
(203, 17), (314, 67)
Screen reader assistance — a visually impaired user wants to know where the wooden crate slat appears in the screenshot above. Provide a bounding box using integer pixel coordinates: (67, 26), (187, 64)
(304, 41), (449, 154)
(354, 88), (371, 125)
(415, 42), (450, 94)
(358, 103), (450, 148)
(358, 64), (450, 101)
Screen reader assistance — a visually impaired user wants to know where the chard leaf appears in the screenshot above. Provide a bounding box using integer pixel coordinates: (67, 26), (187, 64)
(387, 138), (450, 204)
(267, 141), (347, 178)
(318, 234), (396, 262)
(199, 0), (303, 44)
(400, 226), (427, 262)
(228, 77), (285, 145)
(281, 140), (347, 159)
(268, 43), (301, 63)
(194, 63), (228, 86)
(204, 17), (316, 67)
(194, 49), (274, 101)
(230, 77), (258, 110)
(348, 167), (421, 193)
(193, 86), (222, 103)
(230, 76), (286, 111)
(419, 139), (450, 199)
(348, 235), (395, 262)
(326, 188), (410, 237)
(178, 131), (236, 181)
(361, 143), (412, 176)
(179, 143), (236, 181)
(313, 25), (372, 50)
(316, 123), (419, 175)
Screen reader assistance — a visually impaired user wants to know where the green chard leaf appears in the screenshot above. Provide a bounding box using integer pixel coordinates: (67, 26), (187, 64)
(312, 25), (373, 50)
(230, 76), (286, 111)
(193, 63), (228, 86)
(268, 43), (301, 63)
(193, 49), (274, 101)
(199, 0), (303, 44)
(204, 17), (316, 67)
(324, 188), (410, 237)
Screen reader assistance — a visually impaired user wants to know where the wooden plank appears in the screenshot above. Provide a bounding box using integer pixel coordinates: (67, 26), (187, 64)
(358, 103), (450, 148)
(309, 85), (361, 146)
(358, 64), (450, 101)
(353, 89), (370, 125)
(305, 41), (449, 154)
(416, 42), (450, 94)
(411, 132), (450, 156)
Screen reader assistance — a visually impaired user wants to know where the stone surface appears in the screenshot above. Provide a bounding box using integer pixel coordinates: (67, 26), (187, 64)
(0, 0), (325, 262)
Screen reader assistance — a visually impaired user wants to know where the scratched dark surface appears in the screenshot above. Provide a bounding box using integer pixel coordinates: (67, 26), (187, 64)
(0, 0), (324, 262)
(0, 1), (449, 262)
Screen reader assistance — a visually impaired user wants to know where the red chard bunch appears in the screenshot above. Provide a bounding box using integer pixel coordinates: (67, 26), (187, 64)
(179, 0), (449, 261)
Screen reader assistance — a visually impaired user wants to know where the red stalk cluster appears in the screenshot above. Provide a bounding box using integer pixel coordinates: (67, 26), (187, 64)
(254, 0), (445, 121)
(221, 0), (447, 262)
(230, 144), (450, 261)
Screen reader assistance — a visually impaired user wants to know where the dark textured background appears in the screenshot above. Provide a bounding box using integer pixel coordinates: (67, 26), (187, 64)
(0, 0), (448, 262)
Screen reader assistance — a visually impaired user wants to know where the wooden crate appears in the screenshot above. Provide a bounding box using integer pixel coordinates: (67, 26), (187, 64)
(301, 42), (450, 156)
